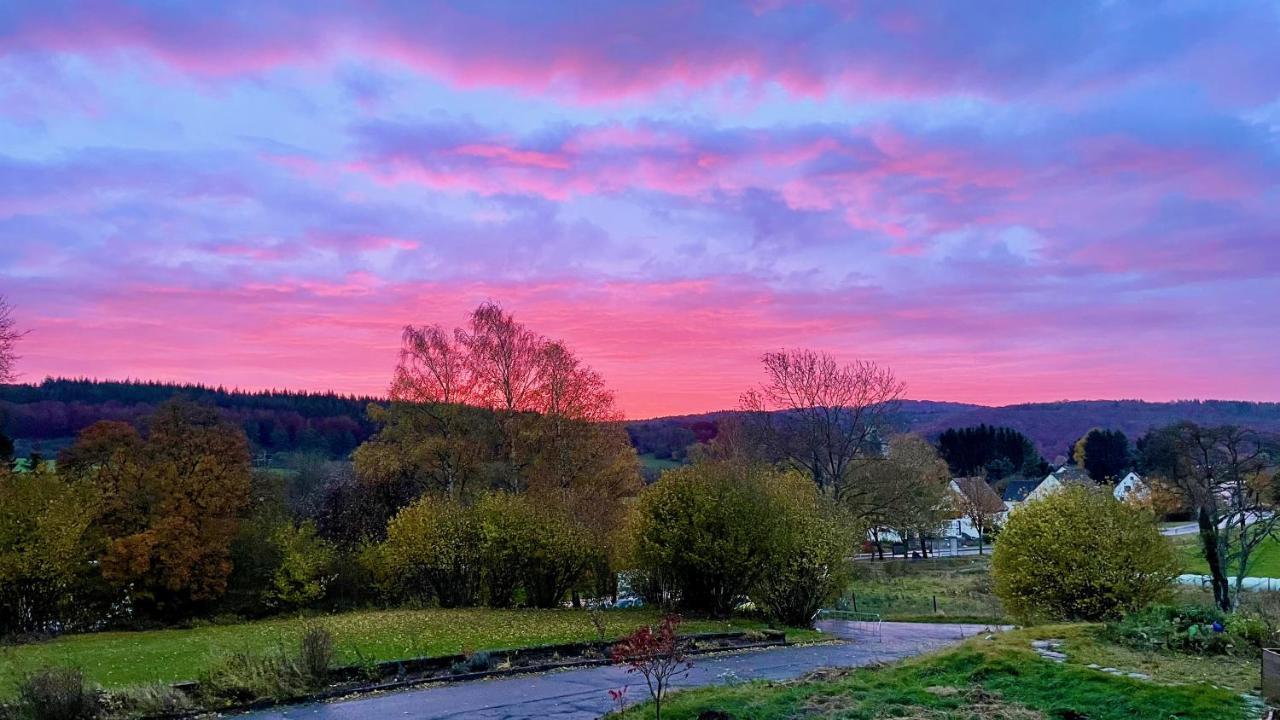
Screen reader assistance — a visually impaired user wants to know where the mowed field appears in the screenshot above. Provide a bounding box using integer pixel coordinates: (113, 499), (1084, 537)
(638, 453), (684, 473)
(1179, 533), (1280, 579)
(0, 608), (808, 693)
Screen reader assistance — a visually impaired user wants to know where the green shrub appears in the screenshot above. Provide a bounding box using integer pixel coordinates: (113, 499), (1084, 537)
(1108, 604), (1239, 654)
(266, 522), (336, 611)
(992, 485), (1178, 622)
(628, 462), (853, 622)
(627, 462), (782, 616)
(752, 475), (853, 626)
(476, 493), (593, 608)
(1238, 591), (1280, 646)
(474, 493), (525, 608)
(13, 667), (102, 720)
(0, 470), (102, 637)
(1225, 614), (1269, 648)
(379, 495), (482, 607)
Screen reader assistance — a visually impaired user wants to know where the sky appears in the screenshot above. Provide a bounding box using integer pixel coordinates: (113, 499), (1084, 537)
(0, 1), (1278, 418)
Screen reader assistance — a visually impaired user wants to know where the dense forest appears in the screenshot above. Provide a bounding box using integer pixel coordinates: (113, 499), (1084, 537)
(0, 378), (379, 460)
(4, 379), (1280, 465)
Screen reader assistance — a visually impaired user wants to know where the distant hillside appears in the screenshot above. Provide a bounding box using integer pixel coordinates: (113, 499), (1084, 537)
(5, 379), (1279, 464)
(628, 399), (1280, 460)
(901, 399), (1280, 458)
(0, 378), (380, 459)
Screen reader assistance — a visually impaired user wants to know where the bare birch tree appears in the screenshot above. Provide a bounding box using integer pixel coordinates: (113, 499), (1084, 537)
(739, 349), (904, 507)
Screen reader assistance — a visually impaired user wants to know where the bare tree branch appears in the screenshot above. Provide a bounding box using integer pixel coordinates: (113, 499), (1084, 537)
(739, 348), (904, 504)
(0, 295), (24, 384)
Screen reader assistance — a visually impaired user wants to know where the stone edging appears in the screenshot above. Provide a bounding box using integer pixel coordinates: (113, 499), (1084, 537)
(1029, 637), (1266, 715)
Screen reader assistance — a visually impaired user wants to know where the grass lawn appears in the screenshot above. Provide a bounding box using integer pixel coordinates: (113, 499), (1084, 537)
(1056, 624), (1259, 694)
(638, 453), (684, 474)
(0, 608), (812, 694)
(1179, 532), (1280, 579)
(843, 555), (1004, 622)
(615, 625), (1250, 720)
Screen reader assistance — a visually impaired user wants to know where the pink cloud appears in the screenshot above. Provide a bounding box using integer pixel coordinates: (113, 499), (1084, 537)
(9, 270), (1278, 419)
(6, 2), (1276, 105)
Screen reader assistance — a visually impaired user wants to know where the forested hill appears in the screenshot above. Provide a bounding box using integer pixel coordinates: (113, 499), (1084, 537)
(902, 399), (1280, 458)
(5, 379), (1279, 463)
(629, 399), (1280, 461)
(0, 378), (380, 458)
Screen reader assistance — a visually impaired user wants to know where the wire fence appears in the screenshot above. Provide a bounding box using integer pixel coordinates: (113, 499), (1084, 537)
(814, 609), (883, 641)
(832, 590), (1003, 622)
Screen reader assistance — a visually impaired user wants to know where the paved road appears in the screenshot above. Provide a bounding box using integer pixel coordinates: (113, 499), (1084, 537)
(239, 621), (1001, 720)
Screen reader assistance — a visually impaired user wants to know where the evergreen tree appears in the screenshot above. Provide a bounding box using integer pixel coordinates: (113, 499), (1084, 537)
(937, 424), (1048, 479)
(1072, 428), (1131, 482)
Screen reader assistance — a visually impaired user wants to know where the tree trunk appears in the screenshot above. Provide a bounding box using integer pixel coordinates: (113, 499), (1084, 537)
(1198, 506), (1232, 612)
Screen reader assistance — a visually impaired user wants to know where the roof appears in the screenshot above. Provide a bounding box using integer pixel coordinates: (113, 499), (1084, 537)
(1049, 465), (1092, 484)
(1002, 479), (1042, 503)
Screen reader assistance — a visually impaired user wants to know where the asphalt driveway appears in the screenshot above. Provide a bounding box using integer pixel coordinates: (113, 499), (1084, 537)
(237, 621), (1000, 720)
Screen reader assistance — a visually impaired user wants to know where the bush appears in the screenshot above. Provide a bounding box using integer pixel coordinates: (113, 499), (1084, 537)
(298, 625), (335, 684)
(627, 462), (852, 622)
(266, 522), (336, 611)
(475, 493), (594, 608)
(627, 463), (781, 616)
(0, 469), (102, 637)
(1108, 604), (1243, 654)
(1225, 614), (1269, 648)
(992, 485), (1178, 622)
(474, 493), (525, 608)
(13, 667), (102, 720)
(379, 495), (482, 607)
(199, 650), (308, 704)
(752, 475), (852, 626)
(1238, 590), (1280, 646)
(198, 626), (337, 705)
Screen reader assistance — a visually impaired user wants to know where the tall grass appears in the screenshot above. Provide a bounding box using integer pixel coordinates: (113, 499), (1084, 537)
(198, 625), (335, 706)
(12, 667), (102, 720)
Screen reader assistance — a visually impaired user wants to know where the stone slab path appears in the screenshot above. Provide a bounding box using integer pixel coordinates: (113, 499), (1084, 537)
(237, 621), (1002, 720)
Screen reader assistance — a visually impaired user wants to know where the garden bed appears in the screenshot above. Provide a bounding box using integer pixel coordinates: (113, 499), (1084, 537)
(164, 629), (790, 717)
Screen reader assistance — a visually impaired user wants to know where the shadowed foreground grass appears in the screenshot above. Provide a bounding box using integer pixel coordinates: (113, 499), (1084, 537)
(615, 625), (1249, 720)
(0, 608), (812, 694)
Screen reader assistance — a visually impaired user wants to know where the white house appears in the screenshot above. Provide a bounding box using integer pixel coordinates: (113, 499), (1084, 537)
(1002, 465), (1093, 509)
(1113, 471), (1148, 502)
(1026, 464), (1094, 502)
(948, 478), (1010, 539)
(1024, 474), (1063, 503)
